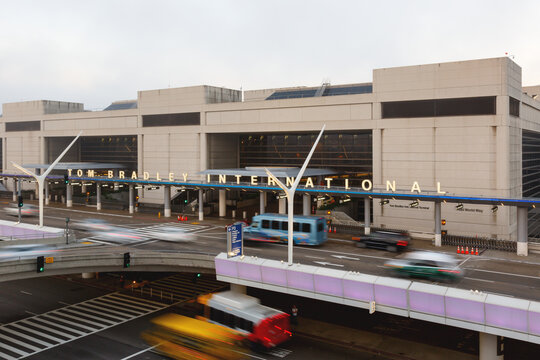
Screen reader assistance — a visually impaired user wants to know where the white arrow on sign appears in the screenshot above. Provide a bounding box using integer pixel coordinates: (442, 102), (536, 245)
(314, 261), (344, 267)
(331, 255), (360, 261)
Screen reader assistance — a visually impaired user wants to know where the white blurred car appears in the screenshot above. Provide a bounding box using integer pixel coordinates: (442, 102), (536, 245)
(144, 226), (195, 242)
(3, 204), (38, 217)
(74, 218), (115, 232)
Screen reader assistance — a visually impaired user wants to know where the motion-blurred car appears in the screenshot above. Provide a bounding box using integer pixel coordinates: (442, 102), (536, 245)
(87, 226), (150, 242)
(352, 230), (410, 252)
(0, 243), (56, 259)
(74, 218), (115, 232)
(3, 204), (39, 217)
(144, 226), (195, 242)
(384, 251), (464, 282)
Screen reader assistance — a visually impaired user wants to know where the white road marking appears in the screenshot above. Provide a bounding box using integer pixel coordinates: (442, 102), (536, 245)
(458, 257), (472, 266)
(46, 208), (133, 218)
(305, 255), (325, 259)
(20, 291), (32, 295)
(314, 261), (344, 267)
(331, 254), (360, 261)
(469, 268), (540, 280)
(464, 277), (495, 283)
(120, 344), (160, 359)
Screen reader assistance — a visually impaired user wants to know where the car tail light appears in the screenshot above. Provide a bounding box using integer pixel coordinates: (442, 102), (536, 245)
(438, 269), (461, 274)
(397, 240), (408, 247)
(352, 236), (360, 241)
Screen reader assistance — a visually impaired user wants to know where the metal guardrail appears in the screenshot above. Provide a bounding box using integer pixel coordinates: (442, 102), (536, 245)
(442, 234), (517, 252)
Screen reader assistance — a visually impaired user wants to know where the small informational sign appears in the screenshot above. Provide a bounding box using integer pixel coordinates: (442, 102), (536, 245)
(227, 223), (243, 258)
(45, 257), (54, 264)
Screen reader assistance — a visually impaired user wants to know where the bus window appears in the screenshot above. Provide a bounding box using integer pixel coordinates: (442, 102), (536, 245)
(317, 222), (324, 232)
(302, 223), (311, 233)
(281, 221), (288, 230)
(262, 220), (270, 229)
(293, 222), (299, 231)
(271, 221), (280, 230)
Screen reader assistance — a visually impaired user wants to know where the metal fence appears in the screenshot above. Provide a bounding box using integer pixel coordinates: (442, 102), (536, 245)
(441, 234), (517, 252)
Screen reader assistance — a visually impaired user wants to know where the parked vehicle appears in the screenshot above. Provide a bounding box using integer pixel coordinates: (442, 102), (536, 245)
(384, 251), (464, 282)
(353, 230), (410, 252)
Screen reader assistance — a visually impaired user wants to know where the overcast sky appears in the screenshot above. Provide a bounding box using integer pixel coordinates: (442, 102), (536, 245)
(1, 0), (539, 111)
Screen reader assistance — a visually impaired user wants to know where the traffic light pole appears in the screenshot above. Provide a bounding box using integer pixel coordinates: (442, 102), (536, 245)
(17, 178), (21, 224)
(11, 131), (82, 227)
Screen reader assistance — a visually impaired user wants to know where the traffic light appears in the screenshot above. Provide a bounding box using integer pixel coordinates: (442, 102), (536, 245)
(441, 219), (446, 226)
(192, 273), (201, 283)
(63, 174), (69, 184)
(184, 199), (188, 204)
(17, 195), (23, 208)
(37, 256), (45, 273)
(123, 252), (131, 268)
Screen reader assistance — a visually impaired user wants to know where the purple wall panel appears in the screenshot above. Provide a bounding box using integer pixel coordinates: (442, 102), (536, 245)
(261, 266), (288, 287)
(409, 291), (445, 315)
(314, 274), (343, 297)
(529, 311), (540, 336)
(343, 279), (373, 302)
(486, 304), (528, 332)
(287, 270), (314, 291)
(374, 285), (407, 308)
(445, 297), (484, 323)
(237, 262), (261, 282)
(215, 258), (237, 277)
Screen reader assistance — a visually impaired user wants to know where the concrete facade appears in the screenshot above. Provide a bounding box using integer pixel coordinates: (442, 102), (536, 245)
(2, 57), (540, 240)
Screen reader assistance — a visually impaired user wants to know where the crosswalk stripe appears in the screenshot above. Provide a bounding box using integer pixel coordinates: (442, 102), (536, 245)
(110, 293), (166, 307)
(76, 302), (129, 321)
(0, 332), (40, 352)
(88, 299), (142, 315)
(21, 320), (74, 340)
(0, 327), (52, 347)
(95, 297), (159, 312)
(42, 314), (96, 332)
(29, 317), (86, 336)
(51, 310), (108, 328)
(0, 338), (29, 356)
(61, 307), (119, 324)
(0, 348), (17, 360)
(10, 323), (64, 343)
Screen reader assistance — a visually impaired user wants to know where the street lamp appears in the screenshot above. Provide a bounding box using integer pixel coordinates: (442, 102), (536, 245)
(11, 131), (82, 227)
(265, 125), (326, 266)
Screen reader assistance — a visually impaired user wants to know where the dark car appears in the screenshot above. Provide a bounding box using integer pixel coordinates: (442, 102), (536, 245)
(352, 230), (410, 252)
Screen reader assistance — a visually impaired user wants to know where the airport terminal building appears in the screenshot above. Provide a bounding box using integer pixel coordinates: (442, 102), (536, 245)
(1, 57), (540, 241)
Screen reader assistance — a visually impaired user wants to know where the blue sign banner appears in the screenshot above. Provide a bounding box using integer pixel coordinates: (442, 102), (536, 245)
(227, 223), (243, 258)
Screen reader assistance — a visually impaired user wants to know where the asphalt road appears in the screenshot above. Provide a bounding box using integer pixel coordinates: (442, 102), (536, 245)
(1, 203), (539, 302)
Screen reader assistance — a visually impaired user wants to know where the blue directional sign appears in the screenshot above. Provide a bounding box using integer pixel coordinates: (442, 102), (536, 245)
(227, 222), (243, 258)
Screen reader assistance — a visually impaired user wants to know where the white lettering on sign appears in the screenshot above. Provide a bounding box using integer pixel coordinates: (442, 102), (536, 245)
(156, 172), (161, 181)
(207, 174), (210, 182)
(235, 175), (241, 184)
(87, 170), (95, 177)
(68, 169), (73, 176)
(411, 181), (421, 193)
(305, 177), (314, 188)
(345, 178), (350, 190)
(286, 177), (295, 187)
(386, 180), (396, 192)
(143, 172), (150, 180)
(119, 171), (125, 179)
(437, 182), (445, 194)
(108, 170), (113, 178)
(268, 176), (276, 186)
(77, 169), (83, 177)
(325, 178), (333, 188)
(131, 171), (137, 179)
(219, 174), (226, 184)
(251, 176), (258, 185)
(362, 180), (372, 191)
(169, 172), (174, 181)
(182, 173), (188, 182)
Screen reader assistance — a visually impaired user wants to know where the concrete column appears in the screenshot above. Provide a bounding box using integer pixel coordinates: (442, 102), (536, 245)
(479, 332), (504, 360)
(517, 206), (528, 256)
(434, 201), (442, 247)
(128, 185), (134, 214)
(303, 193), (310, 216)
(198, 189), (204, 221)
(164, 186), (171, 217)
(96, 183), (102, 211)
(66, 184), (73, 208)
(12, 178), (17, 201)
(45, 181), (50, 205)
(219, 190), (226, 217)
(230, 284), (246, 294)
(259, 192), (265, 214)
(364, 197), (371, 235)
(279, 197), (286, 214)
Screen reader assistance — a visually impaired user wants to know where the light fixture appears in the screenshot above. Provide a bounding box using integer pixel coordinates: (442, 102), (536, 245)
(491, 206), (498, 213)
(380, 199), (389, 205)
(456, 203), (464, 210)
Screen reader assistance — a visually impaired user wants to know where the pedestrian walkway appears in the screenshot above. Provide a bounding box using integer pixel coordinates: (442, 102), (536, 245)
(0, 293), (166, 360)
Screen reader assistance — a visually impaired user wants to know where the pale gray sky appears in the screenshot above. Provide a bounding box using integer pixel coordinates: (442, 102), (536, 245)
(1, 0), (539, 110)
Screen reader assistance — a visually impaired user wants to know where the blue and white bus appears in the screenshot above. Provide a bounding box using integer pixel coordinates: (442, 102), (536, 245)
(243, 213), (327, 246)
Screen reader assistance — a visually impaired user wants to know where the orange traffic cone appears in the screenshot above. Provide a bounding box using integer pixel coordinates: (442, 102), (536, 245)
(177, 215), (181, 221)
(334, 227), (337, 233)
(460, 246), (464, 254)
(475, 247), (479, 256)
(457, 246), (460, 254)
(465, 246), (469, 255)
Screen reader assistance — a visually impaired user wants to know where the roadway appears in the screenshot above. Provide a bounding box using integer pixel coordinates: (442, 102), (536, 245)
(1, 202), (539, 302)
